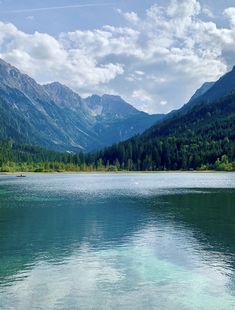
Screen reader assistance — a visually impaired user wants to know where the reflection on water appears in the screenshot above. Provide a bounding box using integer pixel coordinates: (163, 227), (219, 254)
(0, 173), (235, 309)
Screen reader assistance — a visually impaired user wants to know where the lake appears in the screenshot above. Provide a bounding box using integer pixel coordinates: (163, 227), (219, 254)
(0, 173), (235, 309)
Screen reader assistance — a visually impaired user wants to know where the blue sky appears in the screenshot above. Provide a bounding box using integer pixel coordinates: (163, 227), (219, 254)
(0, 0), (235, 113)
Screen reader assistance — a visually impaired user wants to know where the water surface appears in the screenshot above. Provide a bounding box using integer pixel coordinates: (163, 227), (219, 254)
(0, 173), (235, 309)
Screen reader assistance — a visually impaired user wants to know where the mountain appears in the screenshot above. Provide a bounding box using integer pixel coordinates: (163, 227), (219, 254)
(0, 59), (163, 152)
(164, 82), (215, 119)
(195, 66), (235, 102)
(0, 59), (100, 151)
(44, 82), (88, 112)
(96, 69), (235, 170)
(177, 66), (235, 115)
(43, 82), (164, 149)
(85, 94), (138, 118)
(188, 82), (215, 103)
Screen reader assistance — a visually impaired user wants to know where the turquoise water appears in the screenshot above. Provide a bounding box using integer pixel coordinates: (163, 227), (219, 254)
(0, 173), (235, 309)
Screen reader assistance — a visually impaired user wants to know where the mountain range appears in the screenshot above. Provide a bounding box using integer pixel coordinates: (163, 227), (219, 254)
(0, 59), (164, 152)
(1, 57), (235, 171)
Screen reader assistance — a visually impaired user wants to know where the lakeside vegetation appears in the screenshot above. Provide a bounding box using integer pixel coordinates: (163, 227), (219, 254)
(0, 141), (234, 173)
(1, 159), (235, 173)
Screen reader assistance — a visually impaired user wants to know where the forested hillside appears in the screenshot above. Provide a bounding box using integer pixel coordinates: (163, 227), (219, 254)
(94, 93), (235, 171)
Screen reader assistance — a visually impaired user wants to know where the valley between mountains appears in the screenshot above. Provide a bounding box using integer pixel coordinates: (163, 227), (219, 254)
(0, 59), (235, 171)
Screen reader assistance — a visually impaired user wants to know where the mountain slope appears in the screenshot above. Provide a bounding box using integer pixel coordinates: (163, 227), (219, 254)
(0, 59), (163, 152)
(0, 59), (101, 151)
(97, 90), (235, 170)
(197, 66), (235, 102)
(188, 82), (215, 103)
(92, 112), (164, 146)
(178, 66), (235, 115)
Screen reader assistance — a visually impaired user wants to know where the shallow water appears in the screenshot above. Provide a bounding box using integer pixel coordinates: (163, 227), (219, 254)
(0, 173), (235, 309)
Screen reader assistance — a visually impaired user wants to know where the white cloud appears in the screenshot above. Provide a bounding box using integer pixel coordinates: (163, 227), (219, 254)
(224, 7), (235, 28)
(131, 89), (157, 113)
(0, 21), (124, 91)
(135, 70), (145, 75)
(1, 1), (235, 113)
(60, 26), (142, 60)
(202, 7), (214, 18)
(118, 9), (139, 24)
(132, 89), (152, 102)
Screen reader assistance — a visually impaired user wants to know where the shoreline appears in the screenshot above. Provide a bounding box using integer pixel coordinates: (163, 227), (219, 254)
(1, 170), (234, 175)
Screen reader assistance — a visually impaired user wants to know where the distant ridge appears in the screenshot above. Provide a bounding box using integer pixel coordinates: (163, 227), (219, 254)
(0, 58), (164, 152)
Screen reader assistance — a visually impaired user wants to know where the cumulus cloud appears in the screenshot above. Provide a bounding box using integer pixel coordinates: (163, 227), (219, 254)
(202, 6), (214, 18)
(0, 21), (124, 91)
(132, 89), (156, 113)
(132, 89), (152, 102)
(224, 8), (235, 28)
(117, 9), (139, 24)
(1, 0), (235, 113)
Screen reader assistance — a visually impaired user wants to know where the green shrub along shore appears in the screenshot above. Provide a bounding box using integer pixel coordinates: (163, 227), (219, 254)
(0, 155), (234, 173)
